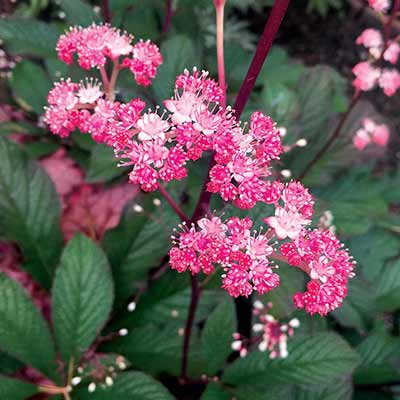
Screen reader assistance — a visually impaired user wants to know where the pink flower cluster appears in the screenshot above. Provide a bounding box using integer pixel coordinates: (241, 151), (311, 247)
(231, 301), (300, 359)
(353, 118), (390, 150)
(280, 229), (355, 316)
(57, 24), (162, 86)
(352, 7), (400, 96)
(170, 216), (280, 297)
(45, 24), (161, 139)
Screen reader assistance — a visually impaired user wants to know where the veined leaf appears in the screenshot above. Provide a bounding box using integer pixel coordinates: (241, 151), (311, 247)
(222, 333), (359, 385)
(52, 234), (114, 364)
(0, 274), (58, 380)
(0, 137), (62, 288)
(202, 297), (236, 375)
(0, 375), (38, 400)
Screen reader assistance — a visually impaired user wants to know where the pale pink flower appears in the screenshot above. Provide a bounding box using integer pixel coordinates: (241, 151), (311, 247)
(372, 124), (390, 146)
(137, 112), (170, 141)
(353, 128), (371, 150)
(352, 61), (380, 91)
(77, 79), (103, 104)
(378, 69), (400, 96)
(384, 41), (400, 64)
(265, 207), (310, 240)
(368, 0), (390, 12)
(356, 28), (383, 49)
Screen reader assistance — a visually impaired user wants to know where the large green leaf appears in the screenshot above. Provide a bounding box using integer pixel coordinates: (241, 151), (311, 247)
(202, 297), (236, 375)
(0, 375), (38, 400)
(102, 201), (178, 307)
(152, 35), (200, 102)
(294, 377), (353, 400)
(375, 260), (400, 312)
(222, 333), (359, 385)
(348, 229), (399, 280)
(52, 234), (114, 364)
(0, 138), (62, 288)
(86, 144), (123, 183)
(103, 324), (203, 377)
(354, 333), (400, 384)
(57, 0), (100, 26)
(10, 60), (52, 114)
(201, 383), (231, 400)
(0, 274), (58, 380)
(73, 371), (173, 400)
(0, 18), (59, 57)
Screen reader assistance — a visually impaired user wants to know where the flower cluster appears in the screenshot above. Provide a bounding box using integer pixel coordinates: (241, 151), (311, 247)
(368, 0), (390, 12)
(45, 23), (161, 139)
(56, 24), (162, 86)
(231, 301), (300, 359)
(280, 229), (355, 316)
(170, 216), (280, 297)
(353, 117), (389, 150)
(170, 179), (354, 315)
(352, 5), (400, 96)
(44, 24), (356, 317)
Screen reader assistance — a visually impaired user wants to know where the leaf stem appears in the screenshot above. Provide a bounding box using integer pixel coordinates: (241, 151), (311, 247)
(107, 61), (121, 102)
(162, 0), (174, 34)
(158, 184), (190, 223)
(233, 0), (291, 118)
(214, 0), (227, 107)
(180, 274), (201, 381)
(179, 0), (291, 382)
(101, 0), (111, 24)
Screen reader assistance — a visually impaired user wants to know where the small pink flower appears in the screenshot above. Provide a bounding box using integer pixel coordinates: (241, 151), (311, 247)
(356, 28), (383, 49)
(372, 124), (390, 146)
(352, 61), (380, 91)
(378, 69), (400, 97)
(265, 207), (310, 240)
(384, 41), (400, 64)
(368, 0), (390, 12)
(353, 128), (371, 150)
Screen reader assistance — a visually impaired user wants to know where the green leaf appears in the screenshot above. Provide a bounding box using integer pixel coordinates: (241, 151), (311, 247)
(294, 377), (353, 400)
(202, 297), (236, 375)
(222, 333), (359, 386)
(201, 383), (231, 400)
(332, 278), (375, 333)
(152, 35), (200, 103)
(348, 230), (399, 280)
(0, 352), (23, 375)
(0, 375), (38, 400)
(104, 324), (203, 377)
(121, 6), (158, 40)
(0, 121), (44, 136)
(375, 260), (400, 312)
(52, 234), (114, 364)
(0, 18), (58, 57)
(10, 60), (52, 114)
(103, 201), (178, 307)
(73, 371), (173, 399)
(86, 144), (123, 183)
(57, 0), (100, 26)
(354, 333), (400, 384)
(0, 274), (58, 380)
(0, 138), (62, 288)
(232, 384), (292, 400)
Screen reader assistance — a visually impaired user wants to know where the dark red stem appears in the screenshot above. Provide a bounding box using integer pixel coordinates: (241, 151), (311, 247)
(179, 274), (200, 381)
(233, 0), (291, 118)
(101, 0), (111, 24)
(179, 0), (291, 382)
(158, 185), (190, 224)
(162, 0), (174, 33)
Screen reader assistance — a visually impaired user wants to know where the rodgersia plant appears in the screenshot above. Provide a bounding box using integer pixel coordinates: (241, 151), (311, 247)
(2, 0), (400, 399)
